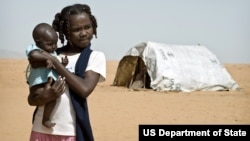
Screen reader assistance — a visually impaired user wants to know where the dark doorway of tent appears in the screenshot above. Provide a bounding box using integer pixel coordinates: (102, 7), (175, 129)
(113, 56), (151, 89)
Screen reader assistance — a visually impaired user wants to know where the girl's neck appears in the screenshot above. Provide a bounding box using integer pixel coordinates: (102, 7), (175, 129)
(63, 43), (83, 54)
(67, 46), (82, 53)
(58, 42), (91, 56)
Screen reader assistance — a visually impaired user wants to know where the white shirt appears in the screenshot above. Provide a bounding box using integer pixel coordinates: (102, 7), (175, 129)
(32, 51), (106, 135)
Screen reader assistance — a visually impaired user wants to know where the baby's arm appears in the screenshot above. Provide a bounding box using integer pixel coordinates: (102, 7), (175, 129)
(28, 50), (54, 68)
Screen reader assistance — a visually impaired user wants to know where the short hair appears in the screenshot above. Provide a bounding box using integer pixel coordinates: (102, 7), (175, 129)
(32, 23), (55, 44)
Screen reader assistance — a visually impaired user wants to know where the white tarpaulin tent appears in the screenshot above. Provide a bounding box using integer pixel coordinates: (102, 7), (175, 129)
(113, 41), (239, 92)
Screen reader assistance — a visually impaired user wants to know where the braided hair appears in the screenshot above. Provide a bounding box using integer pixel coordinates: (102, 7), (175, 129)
(52, 4), (98, 45)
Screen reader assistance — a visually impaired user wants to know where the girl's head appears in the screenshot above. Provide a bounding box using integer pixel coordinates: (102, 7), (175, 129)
(32, 23), (58, 53)
(52, 4), (98, 48)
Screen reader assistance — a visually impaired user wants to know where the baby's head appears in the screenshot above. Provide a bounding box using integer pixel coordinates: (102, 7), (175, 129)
(32, 23), (58, 53)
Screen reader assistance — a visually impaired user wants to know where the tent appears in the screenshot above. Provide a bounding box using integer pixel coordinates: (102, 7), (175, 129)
(112, 41), (239, 92)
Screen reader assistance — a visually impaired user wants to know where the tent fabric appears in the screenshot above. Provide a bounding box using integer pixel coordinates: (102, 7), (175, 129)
(113, 41), (239, 92)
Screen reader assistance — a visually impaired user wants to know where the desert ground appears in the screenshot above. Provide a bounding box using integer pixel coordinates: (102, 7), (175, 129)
(0, 59), (249, 140)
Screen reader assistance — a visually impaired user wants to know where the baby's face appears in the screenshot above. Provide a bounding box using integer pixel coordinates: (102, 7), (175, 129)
(39, 31), (58, 53)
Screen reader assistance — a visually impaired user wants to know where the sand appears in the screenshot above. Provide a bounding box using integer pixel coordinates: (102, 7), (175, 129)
(0, 59), (249, 140)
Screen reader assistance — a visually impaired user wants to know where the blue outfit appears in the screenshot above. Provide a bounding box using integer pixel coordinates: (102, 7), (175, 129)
(26, 44), (58, 87)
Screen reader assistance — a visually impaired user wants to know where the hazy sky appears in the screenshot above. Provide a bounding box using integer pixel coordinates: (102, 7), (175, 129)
(1, 0), (249, 63)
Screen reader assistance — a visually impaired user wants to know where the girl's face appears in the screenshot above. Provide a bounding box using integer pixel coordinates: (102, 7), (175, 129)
(68, 13), (94, 49)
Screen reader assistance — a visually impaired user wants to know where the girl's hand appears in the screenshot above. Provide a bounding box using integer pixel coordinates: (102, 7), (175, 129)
(46, 59), (55, 69)
(45, 76), (66, 98)
(40, 50), (60, 67)
(40, 50), (56, 60)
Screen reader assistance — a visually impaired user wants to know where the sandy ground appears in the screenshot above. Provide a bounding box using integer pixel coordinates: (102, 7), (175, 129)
(0, 59), (250, 140)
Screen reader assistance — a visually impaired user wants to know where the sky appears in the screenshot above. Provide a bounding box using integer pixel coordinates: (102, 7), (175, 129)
(0, 0), (249, 63)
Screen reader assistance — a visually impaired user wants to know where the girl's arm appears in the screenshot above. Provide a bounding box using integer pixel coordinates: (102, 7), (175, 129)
(42, 52), (100, 99)
(55, 57), (99, 98)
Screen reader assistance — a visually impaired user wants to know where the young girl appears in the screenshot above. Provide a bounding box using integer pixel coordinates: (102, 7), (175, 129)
(28, 4), (106, 141)
(26, 23), (68, 128)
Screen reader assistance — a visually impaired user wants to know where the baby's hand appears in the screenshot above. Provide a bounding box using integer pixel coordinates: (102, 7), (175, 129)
(61, 56), (68, 67)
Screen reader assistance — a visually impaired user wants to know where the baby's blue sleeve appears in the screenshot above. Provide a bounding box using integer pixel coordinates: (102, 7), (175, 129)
(26, 44), (40, 57)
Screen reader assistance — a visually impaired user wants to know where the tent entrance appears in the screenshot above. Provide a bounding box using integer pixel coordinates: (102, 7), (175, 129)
(113, 56), (151, 89)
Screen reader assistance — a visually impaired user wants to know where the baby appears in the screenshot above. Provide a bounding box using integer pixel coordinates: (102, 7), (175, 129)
(26, 23), (68, 128)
